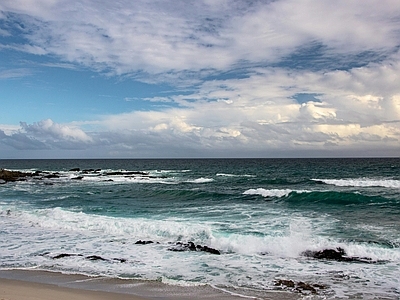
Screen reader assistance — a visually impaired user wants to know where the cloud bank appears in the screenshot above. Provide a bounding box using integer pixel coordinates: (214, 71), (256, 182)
(0, 0), (400, 158)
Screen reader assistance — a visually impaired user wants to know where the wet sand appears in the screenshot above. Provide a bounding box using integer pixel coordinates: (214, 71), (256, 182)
(0, 270), (299, 300)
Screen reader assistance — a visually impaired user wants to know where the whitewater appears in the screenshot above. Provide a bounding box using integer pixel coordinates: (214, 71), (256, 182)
(0, 158), (399, 299)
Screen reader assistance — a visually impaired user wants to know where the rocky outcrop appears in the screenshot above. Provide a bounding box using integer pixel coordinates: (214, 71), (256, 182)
(302, 247), (376, 263)
(274, 279), (327, 295)
(135, 240), (154, 245)
(0, 169), (34, 182)
(0, 168), (159, 183)
(168, 242), (221, 255)
(50, 253), (126, 263)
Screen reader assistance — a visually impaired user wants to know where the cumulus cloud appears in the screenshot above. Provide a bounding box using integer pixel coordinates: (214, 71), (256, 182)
(1, 0), (400, 157)
(20, 119), (93, 143)
(1, 0), (400, 79)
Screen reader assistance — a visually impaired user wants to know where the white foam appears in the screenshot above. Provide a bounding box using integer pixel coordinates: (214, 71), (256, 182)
(161, 277), (207, 287)
(186, 178), (214, 183)
(313, 178), (400, 188)
(243, 188), (293, 198)
(16, 208), (213, 242)
(216, 173), (255, 177)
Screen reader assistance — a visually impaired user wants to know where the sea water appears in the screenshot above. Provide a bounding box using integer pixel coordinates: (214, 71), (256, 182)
(0, 158), (399, 299)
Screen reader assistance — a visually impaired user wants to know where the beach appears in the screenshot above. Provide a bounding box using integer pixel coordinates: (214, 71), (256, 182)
(0, 277), (143, 300)
(0, 270), (299, 300)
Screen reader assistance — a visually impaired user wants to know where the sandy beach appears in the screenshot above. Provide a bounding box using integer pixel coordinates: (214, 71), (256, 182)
(0, 277), (147, 300)
(0, 270), (299, 300)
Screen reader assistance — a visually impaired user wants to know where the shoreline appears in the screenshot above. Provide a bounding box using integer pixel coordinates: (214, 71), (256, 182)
(0, 269), (300, 300)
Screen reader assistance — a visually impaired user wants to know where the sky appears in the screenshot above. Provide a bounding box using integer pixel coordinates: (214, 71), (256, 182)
(0, 0), (400, 159)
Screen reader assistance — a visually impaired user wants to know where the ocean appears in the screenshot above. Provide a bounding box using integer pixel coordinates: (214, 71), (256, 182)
(0, 158), (399, 299)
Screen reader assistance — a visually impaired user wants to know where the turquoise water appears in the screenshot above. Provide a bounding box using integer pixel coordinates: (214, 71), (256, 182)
(1, 158), (399, 298)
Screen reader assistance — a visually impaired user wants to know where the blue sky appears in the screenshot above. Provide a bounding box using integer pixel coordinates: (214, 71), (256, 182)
(1, 0), (400, 158)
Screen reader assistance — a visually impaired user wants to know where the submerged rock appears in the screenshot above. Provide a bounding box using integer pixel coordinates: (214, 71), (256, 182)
(52, 253), (83, 259)
(302, 247), (375, 263)
(86, 255), (107, 261)
(168, 242), (220, 255)
(274, 279), (327, 295)
(135, 240), (154, 245)
(51, 253), (126, 263)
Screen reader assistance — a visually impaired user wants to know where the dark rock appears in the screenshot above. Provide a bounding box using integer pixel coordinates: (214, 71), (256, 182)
(313, 283), (327, 290)
(302, 247), (375, 263)
(0, 169), (34, 182)
(69, 168), (80, 172)
(199, 245), (220, 255)
(168, 242), (220, 255)
(86, 255), (107, 261)
(187, 241), (196, 251)
(44, 174), (60, 179)
(274, 279), (327, 295)
(52, 253), (83, 259)
(135, 240), (154, 245)
(274, 279), (295, 288)
(296, 282), (317, 294)
(105, 171), (149, 176)
(303, 247), (346, 260)
(71, 176), (84, 180)
(113, 258), (127, 263)
(168, 242), (187, 252)
(82, 169), (95, 173)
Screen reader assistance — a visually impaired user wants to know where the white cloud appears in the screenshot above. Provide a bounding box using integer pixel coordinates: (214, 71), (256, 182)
(1, 0), (400, 157)
(1, 0), (399, 78)
(21, 119), (93, 143)
(0, 68), (33, 79)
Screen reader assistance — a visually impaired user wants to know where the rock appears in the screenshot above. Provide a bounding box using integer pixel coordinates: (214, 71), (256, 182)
(104, 171), (149, 176)
(69, 168), (80, 172)
(135, 240), (154, 245)
(0, 169), (34, 182)
(86, 255), (107, 261)
(274, 279), (327, 295)
(274, 279), (295, 288)
(302, 247), (346, 260)
(51, 253), (126, 263)
(198, 245), (220, 255)
(296, 282), (317, 294)
(168, 242), (220, 255)
(71, 176), (84, 180)
(302, 247), (374, 263)
(44, 174), (60, 179)
(52, 253), (83, 259)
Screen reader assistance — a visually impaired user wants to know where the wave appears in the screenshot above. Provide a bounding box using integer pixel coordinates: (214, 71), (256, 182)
(284, 190), (395, 207)
(7, 207), (213, 242)
(6, 207), (399, 262)
(312, 178), (400, 188)
(216, 173), (255, 178)
(242, 188), (308, 198)
(185, 178), (214, 184)
(241, 188), (395, 207)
